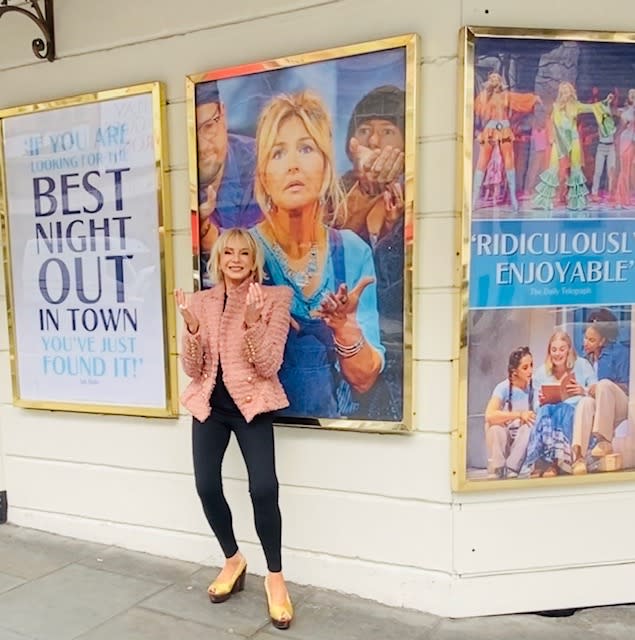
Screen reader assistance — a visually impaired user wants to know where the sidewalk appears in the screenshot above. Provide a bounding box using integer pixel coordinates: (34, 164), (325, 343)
(0, 524), (633, 639)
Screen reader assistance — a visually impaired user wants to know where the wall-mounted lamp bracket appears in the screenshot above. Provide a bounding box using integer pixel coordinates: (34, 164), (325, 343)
(0, 0), (55, 62)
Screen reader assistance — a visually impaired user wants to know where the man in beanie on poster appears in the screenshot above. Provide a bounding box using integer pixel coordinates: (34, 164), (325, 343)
(341, 84), (405, 247)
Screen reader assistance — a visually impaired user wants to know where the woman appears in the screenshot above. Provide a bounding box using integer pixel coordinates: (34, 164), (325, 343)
(534, 82), (612, 211)
(249, 90), (385, 419)
(473, 71), (541, 212)
(615, 89), (635, 209)
(571, 309), (630, 474)
(175, 228), (294, 630)
(522, 330), (596, 477)
(484, 346), (536, 479)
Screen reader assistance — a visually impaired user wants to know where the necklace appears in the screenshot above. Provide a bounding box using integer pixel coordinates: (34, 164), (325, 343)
(270, 240), (318, 288)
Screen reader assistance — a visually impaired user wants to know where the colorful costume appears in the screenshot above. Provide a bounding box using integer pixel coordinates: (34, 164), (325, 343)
(533, 100), (607, 211)
(616, 105), (635, 208)
(473, 89), (540, 211)
(591, 99), (617, 198)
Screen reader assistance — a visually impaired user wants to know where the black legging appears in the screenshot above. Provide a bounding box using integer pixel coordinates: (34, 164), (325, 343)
(192, 410), (282, 572)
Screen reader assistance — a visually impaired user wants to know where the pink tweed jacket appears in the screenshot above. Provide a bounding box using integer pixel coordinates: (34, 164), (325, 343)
(179, 279), (292, 423)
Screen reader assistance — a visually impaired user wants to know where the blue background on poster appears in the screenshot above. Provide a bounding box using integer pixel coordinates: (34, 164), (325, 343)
(470, 218), (635, 309)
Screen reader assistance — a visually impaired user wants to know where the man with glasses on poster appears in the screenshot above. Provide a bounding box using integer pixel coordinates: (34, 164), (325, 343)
(195, 82), (263, 270)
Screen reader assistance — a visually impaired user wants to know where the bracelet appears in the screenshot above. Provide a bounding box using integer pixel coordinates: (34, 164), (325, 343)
(334, 336), (365, 358)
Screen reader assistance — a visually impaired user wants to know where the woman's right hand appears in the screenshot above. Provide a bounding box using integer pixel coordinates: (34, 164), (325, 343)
(174, 289), (199, 334)
(519, 410), (536, 426)
(314, 277), (374, 331)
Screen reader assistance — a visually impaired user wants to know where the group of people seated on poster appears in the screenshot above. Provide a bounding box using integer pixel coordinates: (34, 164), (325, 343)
(473, 71), (635, 212)
(484, 308), (630, 479)
(194, 81), (406, 420)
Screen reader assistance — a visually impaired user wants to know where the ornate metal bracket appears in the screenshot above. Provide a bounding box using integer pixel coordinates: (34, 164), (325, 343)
(0, 0), (55, 62)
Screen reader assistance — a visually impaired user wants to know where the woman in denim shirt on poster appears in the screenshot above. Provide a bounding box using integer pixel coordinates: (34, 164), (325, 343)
(571, 308), (630, 474)
(249, 90), (385, 419)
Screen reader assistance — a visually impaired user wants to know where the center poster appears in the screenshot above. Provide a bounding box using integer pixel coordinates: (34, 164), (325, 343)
(185, 35), (418, 432)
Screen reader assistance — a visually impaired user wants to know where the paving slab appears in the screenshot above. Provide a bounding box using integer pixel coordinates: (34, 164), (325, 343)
(564, 605), (635, 640)
(1, 525), (635, 640)
(139, 565), (307, 637)
(78, 545), (200, 585)
(0, 572), (24, 595)
(0, 563), (165, 640)
(76, 606), (244, 640)
(431, 612), (613, 640)
(0, 629), (34, 640)
(278, 587), (438, 640)
(0, 526), (108, 581)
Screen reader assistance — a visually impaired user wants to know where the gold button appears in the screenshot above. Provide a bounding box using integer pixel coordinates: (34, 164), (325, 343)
(247, 376), (253, 383)
(245, 395), (252, 402)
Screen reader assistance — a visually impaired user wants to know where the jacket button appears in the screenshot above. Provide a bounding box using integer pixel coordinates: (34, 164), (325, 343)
(245, 395), (252, 402)
(247, 376), (253, 383)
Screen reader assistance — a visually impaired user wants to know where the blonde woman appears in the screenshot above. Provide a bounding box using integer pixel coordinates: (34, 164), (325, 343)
(175, 228), (294, 629)
(249, 90), (385, 419)
(522, 330), (596, 477)
(473, 71), (541, 211)
(534, 81), (613, 211)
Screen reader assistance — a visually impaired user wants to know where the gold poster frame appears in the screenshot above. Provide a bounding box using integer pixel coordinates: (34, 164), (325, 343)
(0, 82), (179, 417)
(185, 34), (419, 434)
(454, 26), (635, 491)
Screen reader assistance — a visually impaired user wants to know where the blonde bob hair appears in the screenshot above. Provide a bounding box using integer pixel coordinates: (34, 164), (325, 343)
(206, 227), (265, 285)
(254, 90), (346, 226)
(544, 329), (577, 376)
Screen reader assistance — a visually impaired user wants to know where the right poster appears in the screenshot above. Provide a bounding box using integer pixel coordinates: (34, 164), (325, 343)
(455, 27), (635, 489)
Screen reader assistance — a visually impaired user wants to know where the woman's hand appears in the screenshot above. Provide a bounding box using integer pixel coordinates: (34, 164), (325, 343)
(244, 282), (264, 327)
(588, 383), (597, 399)
(174, 289), (199, 334)
(519, 410), (536, 426)
(565, 379), (586, 397)
(313, 277), (374, 331)
(538, 389), (546, 406)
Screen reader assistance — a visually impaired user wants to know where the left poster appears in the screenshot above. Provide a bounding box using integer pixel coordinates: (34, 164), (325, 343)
(0, 82), (178, 416)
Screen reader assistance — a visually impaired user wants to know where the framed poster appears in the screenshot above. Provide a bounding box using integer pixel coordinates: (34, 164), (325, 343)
(0, 82), (178, 417)
(185, 34), (418, 433)
(455, 26), (635, 490)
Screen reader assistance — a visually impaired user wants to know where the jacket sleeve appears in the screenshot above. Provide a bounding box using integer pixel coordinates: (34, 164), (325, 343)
(180, 294), (205, 380)
(243, 286), (292, 379)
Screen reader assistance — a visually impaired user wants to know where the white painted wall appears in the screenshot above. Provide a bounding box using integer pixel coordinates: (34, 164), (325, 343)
(0, 0), (634, 618)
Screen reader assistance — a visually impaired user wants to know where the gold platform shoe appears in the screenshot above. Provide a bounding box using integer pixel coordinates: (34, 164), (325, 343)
(264, 576), (294, 630)
(208, 558), (247, 604)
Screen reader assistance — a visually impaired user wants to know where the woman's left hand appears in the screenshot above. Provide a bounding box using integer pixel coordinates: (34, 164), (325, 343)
(244, 282), (264, 327)
(313, 277), (374, 330)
